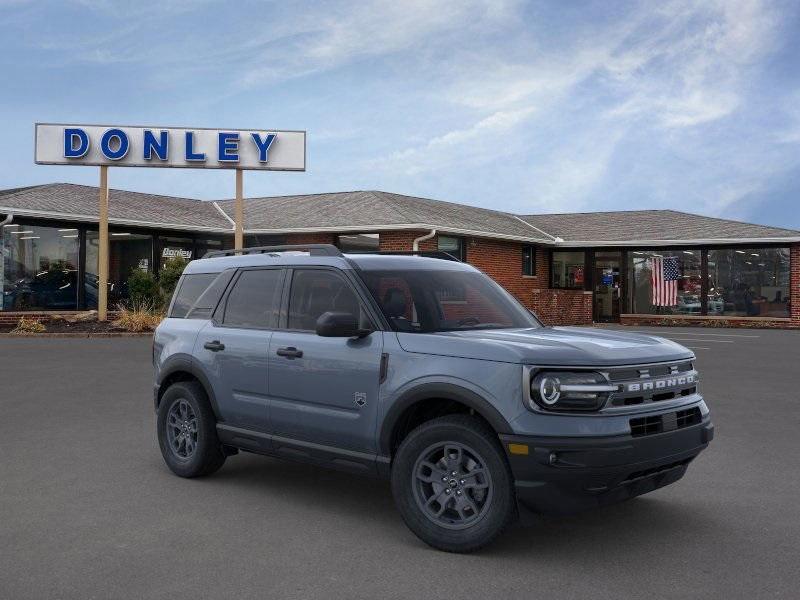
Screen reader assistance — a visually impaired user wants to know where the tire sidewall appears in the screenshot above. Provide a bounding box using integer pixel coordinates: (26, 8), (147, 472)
(391, 416), (516, 552)
(157, 381), (223, 478)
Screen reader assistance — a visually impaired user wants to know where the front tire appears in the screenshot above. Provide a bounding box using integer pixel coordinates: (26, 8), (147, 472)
(157, 381), (226, 478)
(391, 415), (516, 552)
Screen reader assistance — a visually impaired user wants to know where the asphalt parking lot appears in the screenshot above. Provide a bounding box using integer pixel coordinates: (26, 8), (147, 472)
(1, 327), (799, 599)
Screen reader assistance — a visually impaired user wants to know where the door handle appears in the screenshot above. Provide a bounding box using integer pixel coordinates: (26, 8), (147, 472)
(276, 346), (303, 359)
(204, 340), (225, 352)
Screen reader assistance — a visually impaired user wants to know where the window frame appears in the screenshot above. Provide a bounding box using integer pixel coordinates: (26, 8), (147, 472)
(212, 267), (286, 330)
(437, 235), (466, 262)
(522, 245), (537, 277)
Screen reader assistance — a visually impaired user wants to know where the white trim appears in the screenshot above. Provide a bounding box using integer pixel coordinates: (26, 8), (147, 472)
(212, 201), (236, 230)
(0, 206), (230, 233)
(512, 215), (561, 241)
(554, 237), (800, 246)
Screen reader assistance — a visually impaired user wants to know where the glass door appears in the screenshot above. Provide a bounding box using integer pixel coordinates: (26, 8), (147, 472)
(593, 251), (622, 322)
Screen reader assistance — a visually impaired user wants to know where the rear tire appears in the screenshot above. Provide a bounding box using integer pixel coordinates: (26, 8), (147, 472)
(391, 415), (516, 552)
(157, 381), (226, 478)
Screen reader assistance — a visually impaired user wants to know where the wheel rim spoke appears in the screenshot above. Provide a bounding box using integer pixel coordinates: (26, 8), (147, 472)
(166, 398), (198, 460)
(412, 441), (494, 530)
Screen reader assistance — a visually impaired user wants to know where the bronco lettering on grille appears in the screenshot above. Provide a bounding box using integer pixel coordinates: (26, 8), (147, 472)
(627, 374), (695, 392)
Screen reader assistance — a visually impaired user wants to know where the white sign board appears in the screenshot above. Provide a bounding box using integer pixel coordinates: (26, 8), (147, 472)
(34, 123), (306, 171)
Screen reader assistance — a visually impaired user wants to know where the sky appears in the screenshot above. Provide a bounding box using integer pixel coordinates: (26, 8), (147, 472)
(0, 0), (799, 229)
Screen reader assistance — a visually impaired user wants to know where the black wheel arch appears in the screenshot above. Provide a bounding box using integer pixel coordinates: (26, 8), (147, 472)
(156, 356), (221, 420)
(379, 383), (513, 456)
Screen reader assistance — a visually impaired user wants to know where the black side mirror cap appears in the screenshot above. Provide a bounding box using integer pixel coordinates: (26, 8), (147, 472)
(315, 311), (372, 338)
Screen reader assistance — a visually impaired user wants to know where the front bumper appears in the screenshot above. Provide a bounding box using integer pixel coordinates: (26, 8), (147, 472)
(500, 416), (714, 515)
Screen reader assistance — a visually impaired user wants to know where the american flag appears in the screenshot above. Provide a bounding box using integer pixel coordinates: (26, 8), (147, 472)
(651, 256), (679, 306)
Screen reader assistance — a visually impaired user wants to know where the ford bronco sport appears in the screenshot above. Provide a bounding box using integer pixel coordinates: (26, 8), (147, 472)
(153, 244), (713, 552)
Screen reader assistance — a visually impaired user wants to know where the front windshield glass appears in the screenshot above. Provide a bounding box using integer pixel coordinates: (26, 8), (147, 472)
(360, 269), (541, 333)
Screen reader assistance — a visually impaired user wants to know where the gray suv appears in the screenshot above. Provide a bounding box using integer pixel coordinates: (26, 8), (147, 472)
(153, 244), (713, 552)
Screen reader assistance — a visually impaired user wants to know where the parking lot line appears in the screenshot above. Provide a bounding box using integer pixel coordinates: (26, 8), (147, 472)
(658, 337), (734, 343)
(683, 346), (711, 350)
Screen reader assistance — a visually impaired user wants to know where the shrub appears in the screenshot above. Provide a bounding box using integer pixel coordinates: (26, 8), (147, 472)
(159, 257), (187, 299)
(127, 268), (161, 307)
(113, 301), (163, 332)
(11, 317), (46, 334)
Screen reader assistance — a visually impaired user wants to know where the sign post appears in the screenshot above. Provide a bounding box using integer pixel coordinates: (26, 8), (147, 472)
(98, 166), (109, 321)
(235, 169), (244, 250)
(34, 123), (306, 319)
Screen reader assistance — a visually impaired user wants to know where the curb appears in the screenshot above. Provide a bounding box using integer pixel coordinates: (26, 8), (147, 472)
(0, 332), (154, 338)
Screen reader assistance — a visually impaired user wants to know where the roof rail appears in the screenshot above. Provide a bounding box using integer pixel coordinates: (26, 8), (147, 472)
(361, 250), (462, 262)
(203, 244), (344, 259)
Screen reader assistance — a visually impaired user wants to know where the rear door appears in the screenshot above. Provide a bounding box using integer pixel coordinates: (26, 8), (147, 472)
(268, 267), (383, 452)
(194, 268), (284, 430)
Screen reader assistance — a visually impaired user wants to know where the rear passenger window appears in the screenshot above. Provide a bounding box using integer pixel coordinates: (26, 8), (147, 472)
(170, 273), (217, 318)
(223, 269), (283, 329)
(287, 269), (370, 331)
(185, 270), (235, 319)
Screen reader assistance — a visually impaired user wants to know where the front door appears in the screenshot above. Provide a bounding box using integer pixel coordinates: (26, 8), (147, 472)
(268, 268), (383, 453)
(593, 251), (622, 322)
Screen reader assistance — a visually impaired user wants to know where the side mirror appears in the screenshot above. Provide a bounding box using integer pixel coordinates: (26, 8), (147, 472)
(315, 311), (372, 338)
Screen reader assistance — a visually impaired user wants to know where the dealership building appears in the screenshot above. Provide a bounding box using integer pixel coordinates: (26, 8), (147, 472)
(1, 182), (798, 328)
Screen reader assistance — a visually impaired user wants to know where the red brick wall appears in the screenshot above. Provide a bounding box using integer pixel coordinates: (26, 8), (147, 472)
(531, 289), (594, 326)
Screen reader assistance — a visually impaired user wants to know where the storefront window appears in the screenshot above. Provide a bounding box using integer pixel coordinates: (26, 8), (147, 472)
(85, 230), (153, 308)
(338, 233), (379, 253)
(196, 237), (231, 258)
(707, 248), (790, 318)
(159, 236), (194, 270)
(1, 224), (80, 310)
(245, 234), (286, 248)
(551, 251), (585, 289)
(629, 250), (702, 315)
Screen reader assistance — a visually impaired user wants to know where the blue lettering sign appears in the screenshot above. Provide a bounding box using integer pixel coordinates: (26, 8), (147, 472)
(185, 131), (205, 161)
(64, 128), (89, 158)
(251, 133), (276, 162)
(100, 128), (129, 160)
(143, 130), (168, 161)
(218, 132), (239, 162)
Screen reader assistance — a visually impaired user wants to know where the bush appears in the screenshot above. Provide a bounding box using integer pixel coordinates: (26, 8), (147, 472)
(113, 301), (163, 332)
(159, 257), (187, 299)
(11, 317), (46, 334)
(127, 268), (161, 307)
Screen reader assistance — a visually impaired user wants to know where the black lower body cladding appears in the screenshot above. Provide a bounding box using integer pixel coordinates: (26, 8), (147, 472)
(500, 416), (713, 514)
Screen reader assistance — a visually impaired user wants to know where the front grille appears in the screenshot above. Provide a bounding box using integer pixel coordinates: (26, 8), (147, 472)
(630, 407), (702, 437)
(607, 361), (698, 408)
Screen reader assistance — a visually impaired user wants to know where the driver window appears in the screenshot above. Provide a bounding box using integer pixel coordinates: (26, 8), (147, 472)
(287, 270), (370, 331)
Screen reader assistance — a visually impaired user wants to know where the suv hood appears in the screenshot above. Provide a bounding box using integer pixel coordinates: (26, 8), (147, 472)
(395, 326), (693, 366)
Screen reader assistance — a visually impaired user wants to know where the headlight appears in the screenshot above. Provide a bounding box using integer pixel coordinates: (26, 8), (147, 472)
(529, 371), (617, 412)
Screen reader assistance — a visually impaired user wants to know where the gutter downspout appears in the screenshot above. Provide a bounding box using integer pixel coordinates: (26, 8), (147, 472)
(412, 228), (437, 251)
(0, 213), (12, 227)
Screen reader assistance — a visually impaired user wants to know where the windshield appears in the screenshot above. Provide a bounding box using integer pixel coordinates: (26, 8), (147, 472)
(360, 269), (541, 333)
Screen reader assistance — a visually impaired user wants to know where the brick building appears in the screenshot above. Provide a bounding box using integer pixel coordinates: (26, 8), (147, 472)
(1, 183), (798, 328)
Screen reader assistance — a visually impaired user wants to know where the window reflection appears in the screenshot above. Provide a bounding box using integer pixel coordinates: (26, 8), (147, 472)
(1, 224), (80, 310)
(707, 248), (790, 318)
(629, 250), (702, 315)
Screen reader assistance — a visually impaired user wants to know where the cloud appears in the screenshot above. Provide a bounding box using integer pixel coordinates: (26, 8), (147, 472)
(377, 106), (536, 175)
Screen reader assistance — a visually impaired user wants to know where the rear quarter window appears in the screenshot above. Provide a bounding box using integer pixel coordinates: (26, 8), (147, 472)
(169, 273), (219, 318)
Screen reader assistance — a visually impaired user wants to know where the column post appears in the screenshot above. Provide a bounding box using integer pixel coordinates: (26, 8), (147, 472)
(98, 166), (109, 321)
(235, 169), (244, 250)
